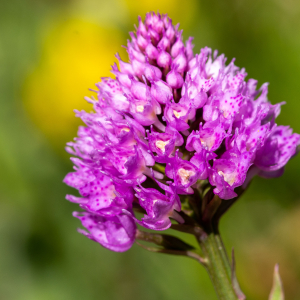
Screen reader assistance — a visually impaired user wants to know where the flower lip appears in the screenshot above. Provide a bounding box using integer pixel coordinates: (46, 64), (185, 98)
(165, 153), (200, 192)
(156, 140), (169, 152)
(74, 211), (136, 252)
(148, 131), (176, 159)
(177, 168), (196, 185)
(217, 170), (236, 186)
(254, 125), (300, 172)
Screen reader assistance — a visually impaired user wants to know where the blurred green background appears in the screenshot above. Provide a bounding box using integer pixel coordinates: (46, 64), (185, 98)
(1, 0), (300, 299)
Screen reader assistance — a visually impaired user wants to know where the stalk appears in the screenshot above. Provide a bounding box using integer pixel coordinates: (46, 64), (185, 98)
(195, 228), (238, 300)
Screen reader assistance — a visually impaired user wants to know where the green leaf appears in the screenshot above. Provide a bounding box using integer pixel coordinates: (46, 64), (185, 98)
(269, 264), (285, 300)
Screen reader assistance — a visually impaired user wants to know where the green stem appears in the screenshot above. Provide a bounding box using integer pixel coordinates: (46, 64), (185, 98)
(213, 232), (231, 279)
(196, 230), (238, 300)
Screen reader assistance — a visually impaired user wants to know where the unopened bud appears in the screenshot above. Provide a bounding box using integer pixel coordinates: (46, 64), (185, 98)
(116, 54), (134, 75)
(152, 19), (164, 34)
(128, 43), (146, 63)
(192, 90), (208, 108)
(186, 37), (194, 61)
(165, 24), (175, 43)
(145, 43), (159, 60)
(144, 64), (162, 81)
(171, 33), (184, 57)
(157, 50), (172, 68)
(166, 70), (184, 89)
(137, 16), (147, 37)
(148, 27), (160, 45)
(171, 51), (187, 73)
(137, 34), (148, 51)
(131, 59), (145, 78)
(117, 73), (132, 88)
(131, 81), (147, 100)
(151, 80), (173, 104)
(157, 36), (171, 51)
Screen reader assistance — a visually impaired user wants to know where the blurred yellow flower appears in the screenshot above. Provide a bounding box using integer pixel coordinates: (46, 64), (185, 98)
(23, 18), (126, 154)
(122, 0), (198, 27)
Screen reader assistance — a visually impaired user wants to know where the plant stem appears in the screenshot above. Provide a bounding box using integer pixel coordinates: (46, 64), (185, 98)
(195, 229), (238, 300)
(213, 232), (231, 279)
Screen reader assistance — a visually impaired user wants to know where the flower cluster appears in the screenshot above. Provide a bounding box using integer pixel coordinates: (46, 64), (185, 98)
(64, 12), (300, 252)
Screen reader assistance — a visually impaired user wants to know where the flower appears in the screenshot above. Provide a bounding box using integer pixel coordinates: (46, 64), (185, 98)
(64, 12), (300, 251)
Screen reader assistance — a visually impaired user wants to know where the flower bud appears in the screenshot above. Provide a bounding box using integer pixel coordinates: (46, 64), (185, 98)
(128, 43), (146, 62)
(131, 59), (145, 78)
(116, 53), (134, 75)
(145, 43), (159, 60)
(166, 70), (184, 89)
(152, 19), (164, 34)
(145, 12), (157, 27)
(111, 64), (132, 88)
(171, 50), (187, 73)
(185, 37), (194, 61)
(131, 81), (147, 100)
(171, 32), (184, 57)
(192, 90), (208, 108)
(116, 72), (132, 88)
(148, 26), (160, 45)
(151, 80), (173, 104)
(144, 64), (162, 81)
(136, 33), (148, 50)
(137, 16), (147, 37)
(165, 23), (175, 43)
(157, 50), (172, 68)
(157, 36), (171, 51)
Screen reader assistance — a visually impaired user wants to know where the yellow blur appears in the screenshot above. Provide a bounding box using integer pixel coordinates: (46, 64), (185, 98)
(23, 18), (125, 152)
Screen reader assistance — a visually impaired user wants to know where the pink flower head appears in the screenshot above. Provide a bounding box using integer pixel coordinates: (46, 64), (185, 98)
(64, 12), (299, 251)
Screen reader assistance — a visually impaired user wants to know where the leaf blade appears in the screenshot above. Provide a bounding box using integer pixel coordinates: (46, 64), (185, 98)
(269, 264), (285, 300)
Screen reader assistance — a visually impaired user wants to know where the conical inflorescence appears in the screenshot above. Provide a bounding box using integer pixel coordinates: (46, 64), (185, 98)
(64, 12), (300, 252)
